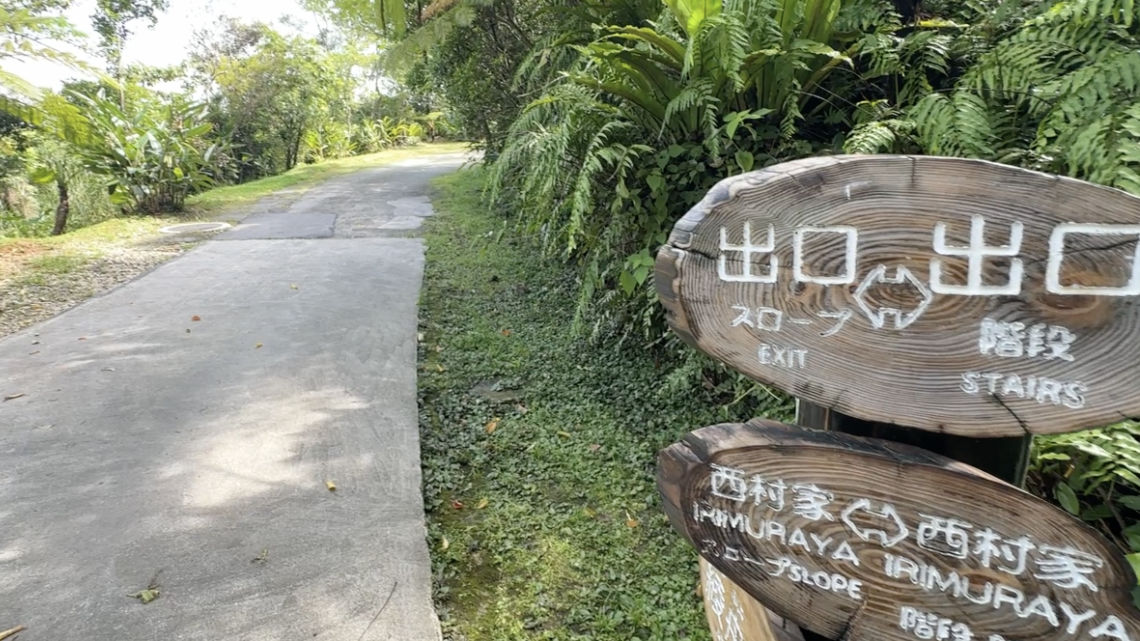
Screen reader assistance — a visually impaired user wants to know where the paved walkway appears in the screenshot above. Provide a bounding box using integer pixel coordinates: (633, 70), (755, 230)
(0, 152), (470, 640)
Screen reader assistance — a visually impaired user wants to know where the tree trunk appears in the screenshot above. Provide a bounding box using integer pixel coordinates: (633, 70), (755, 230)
(51, 179), (70, 236)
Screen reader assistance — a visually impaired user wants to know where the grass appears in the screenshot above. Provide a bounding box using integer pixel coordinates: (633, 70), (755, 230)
(0, 142), (469, 283)
(418, 167), (791, 641)
(0, 216), (184, 283)
(186, 142), (470, 214)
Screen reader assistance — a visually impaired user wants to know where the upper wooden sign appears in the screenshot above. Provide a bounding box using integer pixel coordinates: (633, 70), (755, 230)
(655, 155), (1140, 436)
(659, 420), (1140, 641)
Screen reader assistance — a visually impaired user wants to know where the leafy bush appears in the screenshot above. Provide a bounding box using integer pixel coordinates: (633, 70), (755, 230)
(1029, 422), (1140, 563)
(72, 92), (220, 213)
(490, 0), (874, 337)
(845, 0), (1140, 193)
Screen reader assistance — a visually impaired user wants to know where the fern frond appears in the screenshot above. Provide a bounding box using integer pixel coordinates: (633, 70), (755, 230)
(844, 119), (913, 153)
(910, 91), (994, 157)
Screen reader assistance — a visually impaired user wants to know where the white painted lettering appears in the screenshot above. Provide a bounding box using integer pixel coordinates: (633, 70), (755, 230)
(931, 215), (1025, 296)
(809, 533), (832, 557)
(1047, 223), (1140, 296)
(788, 528), (810, 552)
(1091, 615), (1133, 641)
(758, 343), (807, 369)
(718, 222), (777, 283)
(1021, 594), (1059, 627)
(832, 540), (860, 567)
(794, 226), (858, 285)
(1060, 602), (1099, 635)
(961, 372), (980, 394)
(1063, 383), (1088, 410)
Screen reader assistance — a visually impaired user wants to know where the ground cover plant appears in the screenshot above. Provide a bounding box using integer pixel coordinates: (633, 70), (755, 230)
(418, 167), (793, 640)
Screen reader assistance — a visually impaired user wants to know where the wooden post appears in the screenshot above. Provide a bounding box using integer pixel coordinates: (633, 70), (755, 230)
(654, 155), (1140, 641)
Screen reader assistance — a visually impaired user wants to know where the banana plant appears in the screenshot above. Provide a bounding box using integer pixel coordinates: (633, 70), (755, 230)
(68, 91), (219, 213)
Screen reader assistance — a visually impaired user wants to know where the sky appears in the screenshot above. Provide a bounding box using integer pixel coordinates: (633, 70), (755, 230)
(5, 0), (320, 90)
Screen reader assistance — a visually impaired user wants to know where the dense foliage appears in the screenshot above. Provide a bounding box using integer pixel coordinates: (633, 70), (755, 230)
(419, 168), (793, 641)
(387, 0), (1140, 574)
(0, 1), (453, 237)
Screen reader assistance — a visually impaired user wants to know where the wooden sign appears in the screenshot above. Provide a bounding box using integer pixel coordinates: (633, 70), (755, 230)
(655, 155), (1140, 436)
(701, 558), (804, 641)
(659, 419), (1140, 641)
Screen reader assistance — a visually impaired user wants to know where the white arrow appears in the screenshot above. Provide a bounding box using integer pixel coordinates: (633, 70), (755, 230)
(853, 264), (933, 330)
(841, 498), (910, 548)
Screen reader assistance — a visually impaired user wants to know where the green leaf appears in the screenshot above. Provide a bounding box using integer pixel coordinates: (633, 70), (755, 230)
(29, 166), (55, 184)
(1127, 553), (1140, 580)
(1080, 504), (1113, 521)
(664, 0), (722, 36)
(619, 270), (637, 296)
(1054, 483), (1080, 515)
(734, 150), (755, 173)
(1118, 468), (1140, 487)
(1119, 496), (1140, 510)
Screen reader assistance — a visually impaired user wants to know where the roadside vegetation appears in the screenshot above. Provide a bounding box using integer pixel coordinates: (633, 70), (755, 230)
(0, 142), (466, 338)
(360, 0), (1140, 629)
(0, 0), (461, 240)
(419, 167), (793, 640)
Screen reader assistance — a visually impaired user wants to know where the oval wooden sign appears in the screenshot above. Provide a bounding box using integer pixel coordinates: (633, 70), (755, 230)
(658, 420), (1140, 641)
(701, 558), (805, 641)
(656, 155), (1140, 436)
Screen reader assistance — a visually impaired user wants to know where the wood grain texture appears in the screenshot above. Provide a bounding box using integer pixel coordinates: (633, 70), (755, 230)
(659, 420), (1140, 641)
(656, 155), (1140, 436)
(701, 557), (805, 641)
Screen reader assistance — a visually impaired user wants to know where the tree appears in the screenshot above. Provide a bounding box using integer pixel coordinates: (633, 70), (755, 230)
(0, 0), (88, 100)
(91, 0), (169, 107)
(186, 21), (356, 178)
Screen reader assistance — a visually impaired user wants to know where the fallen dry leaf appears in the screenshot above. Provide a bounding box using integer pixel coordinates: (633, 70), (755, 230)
(3, 393), (25, 402)
(255, 343), (263, 349)
(451, 499), (464, 510)
(557, 430), (572, 439)
(325, 480), (336, 492)
(484, 417), (500, 434)
(625, 511), (639, 528)
(588, 443), (602, 453)
(435, 364), (445, 372)
(191, 315), (201, 322)
(501, 329), (511, 336)
(476, 498), (489, 509)
(290, 283), (299, 290)
(129, 588), (160, 604)
(252, 548), (269, 564)
(440, 536), (450, 552)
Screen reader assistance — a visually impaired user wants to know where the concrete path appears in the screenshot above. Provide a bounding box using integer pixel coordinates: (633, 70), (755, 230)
(0, 151), (470, 640)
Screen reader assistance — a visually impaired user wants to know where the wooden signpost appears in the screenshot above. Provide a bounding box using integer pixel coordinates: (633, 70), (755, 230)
(655, 155), (1140, 436)
(664, 420), (1140, 641)
(653, 156), (1140, 641)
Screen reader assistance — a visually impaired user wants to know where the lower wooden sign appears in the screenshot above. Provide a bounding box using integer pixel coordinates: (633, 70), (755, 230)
(701, 557), (804, 641)
(659, 420), (1140, 641)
